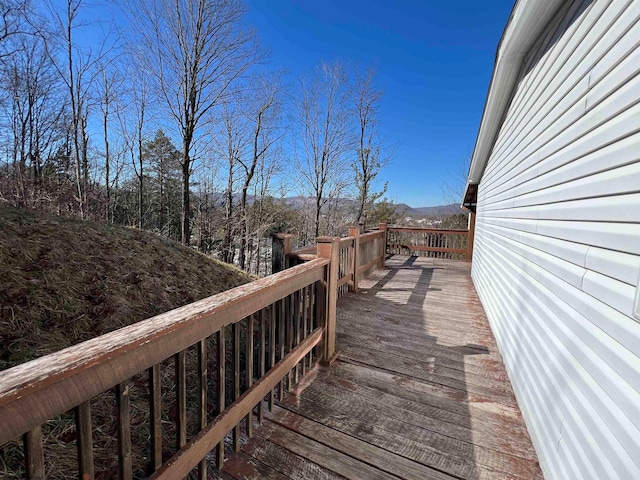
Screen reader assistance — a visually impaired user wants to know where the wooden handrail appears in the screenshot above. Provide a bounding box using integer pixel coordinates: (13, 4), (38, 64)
(292, 244), (317, 255)
(388, 227), (469, 235)
(338, 236), (354, 248)
(359, 230), (384, 242)
(285, 252), (317, 262)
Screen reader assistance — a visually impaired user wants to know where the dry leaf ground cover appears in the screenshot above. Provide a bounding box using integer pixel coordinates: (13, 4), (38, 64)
(0, 207), (254, 478)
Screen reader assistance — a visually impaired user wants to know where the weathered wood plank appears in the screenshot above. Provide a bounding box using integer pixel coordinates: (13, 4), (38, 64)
(241, 434), (346, 480)
(336, 328), (504, 372)
(326, 362), (530, 438)
(257, 421), (401, 480)
(338, 303), (499, 347)
(338, 337), (511, 390)
(338, 345), (517, 404)
(267, 406), (456, 480)
(277, 391), (538, 480)
(296, 372), (538, 463)
(222, 450), (292, 480)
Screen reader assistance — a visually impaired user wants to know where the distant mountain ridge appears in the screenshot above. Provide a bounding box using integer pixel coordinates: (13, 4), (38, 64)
(396, 203), (466, 217)
(281, 197), (465, 217)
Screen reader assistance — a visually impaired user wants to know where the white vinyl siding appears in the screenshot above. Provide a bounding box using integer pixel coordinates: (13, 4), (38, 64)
(471, 1), (640, 479)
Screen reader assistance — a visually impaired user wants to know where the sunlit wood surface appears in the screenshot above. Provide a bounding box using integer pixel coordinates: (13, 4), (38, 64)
(217, 255), (542, 480)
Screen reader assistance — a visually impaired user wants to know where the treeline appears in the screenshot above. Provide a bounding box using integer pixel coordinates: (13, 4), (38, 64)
(0, 0), (399, 274)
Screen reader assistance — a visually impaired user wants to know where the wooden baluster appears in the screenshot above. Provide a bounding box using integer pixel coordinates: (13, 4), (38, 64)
(116, 383), (132, 480)
(149, 365), (162, 472)
(216, 328), (225, 469)
(258, 308), (266, 423)
(287, 292), (295, 390)
(301, 285), (309, 377)
(313, 279), (325, 363)
(309, 281), (317, 367)
(245, 314), (254, 437)
(75, 401), (94, 480)
(175, 351), (186, 450)
(283, 294), (289, 392)
(269, 303), (276, 411)
(294, 289), (301, 385)
(233, 321), (240, 452)
(23, 426), (44, 480)
(278, 298), (285, 400)
(198, 339), (207, 480)
(349, 227), (360, 291)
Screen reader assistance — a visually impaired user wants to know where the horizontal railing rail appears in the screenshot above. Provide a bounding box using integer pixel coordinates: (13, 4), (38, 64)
(0, 258), (330, 479)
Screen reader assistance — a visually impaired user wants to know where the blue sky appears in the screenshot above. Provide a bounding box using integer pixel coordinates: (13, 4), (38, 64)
(244, 0), (513, 206)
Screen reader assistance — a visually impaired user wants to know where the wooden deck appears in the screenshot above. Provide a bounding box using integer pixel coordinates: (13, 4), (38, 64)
(217, 255), (542, 480)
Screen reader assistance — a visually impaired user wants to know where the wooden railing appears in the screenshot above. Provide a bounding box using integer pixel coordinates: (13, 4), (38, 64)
(386, 226), (473, 260)
(273, 224), (388, 298)
(0, 259), (331, 479)
(0, 220), (472, 479)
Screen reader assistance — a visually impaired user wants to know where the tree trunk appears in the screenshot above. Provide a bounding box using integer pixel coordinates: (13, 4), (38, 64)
(224, 162), (234, 263)
(104, 108), (110, 223)
(181, 156), (190, 245)
(315, 195), (321, 238)
(238, 186), (249, 270)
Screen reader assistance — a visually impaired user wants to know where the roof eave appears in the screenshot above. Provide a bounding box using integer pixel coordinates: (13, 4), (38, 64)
(462, 0), (566, 207)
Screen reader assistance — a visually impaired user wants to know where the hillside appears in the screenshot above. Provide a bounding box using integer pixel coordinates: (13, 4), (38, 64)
(0, 207), (254, 371)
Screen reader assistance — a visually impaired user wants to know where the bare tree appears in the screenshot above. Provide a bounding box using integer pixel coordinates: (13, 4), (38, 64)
(294, 61), (353, 238)
(0, 0), (31, 61)
(96, 60), (121, 222)
(237, 73), (283, 270)
(350, 65), (389, 228)
(214, 101), (247, 263)
(0, 27), (64, 206)
(47, 0), (108, 219)
(128, 0), (262, 245)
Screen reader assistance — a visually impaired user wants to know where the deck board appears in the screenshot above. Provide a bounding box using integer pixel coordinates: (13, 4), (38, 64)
(220, 256), (542, 480)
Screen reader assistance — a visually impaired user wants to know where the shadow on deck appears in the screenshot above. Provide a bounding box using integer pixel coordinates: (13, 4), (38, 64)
(218, 255), (542, 480)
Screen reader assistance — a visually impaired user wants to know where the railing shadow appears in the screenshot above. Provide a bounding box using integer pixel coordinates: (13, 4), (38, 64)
(335, 254), (491, 479)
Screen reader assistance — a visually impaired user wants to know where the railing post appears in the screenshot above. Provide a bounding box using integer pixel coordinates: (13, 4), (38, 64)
(348, 226), (360, 292)
(271, 233), (293, 273)
(316, 236), (340, 366)
(466, 212), (476, 262)
(379, 223), (387, 268)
